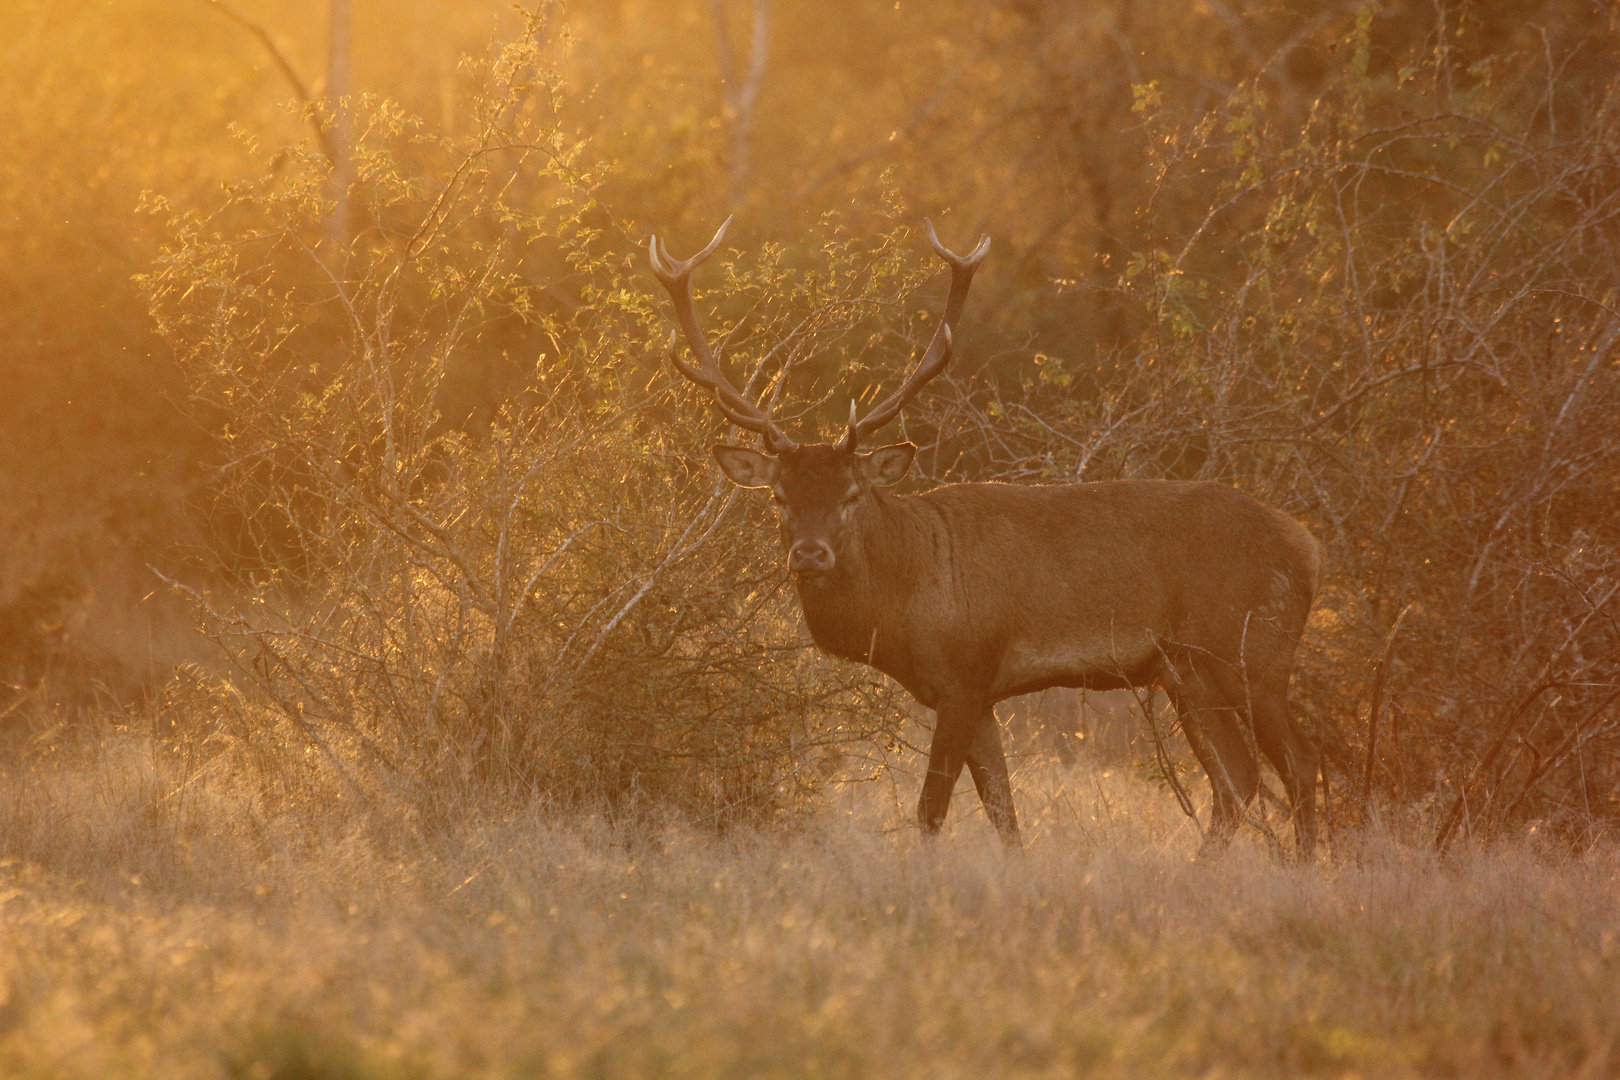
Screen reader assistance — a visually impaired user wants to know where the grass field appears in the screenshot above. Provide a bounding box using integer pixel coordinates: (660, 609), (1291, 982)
(2, 734), (1616, 1080)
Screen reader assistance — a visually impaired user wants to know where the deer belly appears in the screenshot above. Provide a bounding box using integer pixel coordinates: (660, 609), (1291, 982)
(993, 633), (1160, 698)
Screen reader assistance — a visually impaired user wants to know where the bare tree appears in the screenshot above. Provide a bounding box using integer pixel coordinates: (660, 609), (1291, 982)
(196, 0), (349, 249)
(710, 0), (771, 209)
(325, 0), (353, 249)
(196, 0), (337, 164)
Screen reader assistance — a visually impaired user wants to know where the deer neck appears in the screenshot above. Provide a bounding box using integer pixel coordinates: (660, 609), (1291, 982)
(793, 491), (925, 668)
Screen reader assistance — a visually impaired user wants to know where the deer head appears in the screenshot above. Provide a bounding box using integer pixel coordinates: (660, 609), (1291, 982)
(648, 219), (989, 576)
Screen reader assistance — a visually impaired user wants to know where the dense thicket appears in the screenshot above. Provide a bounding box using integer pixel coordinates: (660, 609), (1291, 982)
(2, 0), (1616, 841)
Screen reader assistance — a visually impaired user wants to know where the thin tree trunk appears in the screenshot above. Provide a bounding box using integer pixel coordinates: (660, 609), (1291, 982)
(326, 0), (353, 250)
(710, 0), (771, 210)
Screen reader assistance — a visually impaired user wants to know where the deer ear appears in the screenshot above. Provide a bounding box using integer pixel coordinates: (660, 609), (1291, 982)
(712, 445), (779, 488)
(859, 443), (916, 487)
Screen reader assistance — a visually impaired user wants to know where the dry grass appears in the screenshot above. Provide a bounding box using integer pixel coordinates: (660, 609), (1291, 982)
(1, 733), (1617, 1080)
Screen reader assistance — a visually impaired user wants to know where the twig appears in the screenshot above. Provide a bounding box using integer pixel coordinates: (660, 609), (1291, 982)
(1361, 604), (1412, 808)
(194, 0), (339, 164)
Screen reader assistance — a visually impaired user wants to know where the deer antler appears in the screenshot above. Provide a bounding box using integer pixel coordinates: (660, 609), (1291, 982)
(840, 219), (990, 451)
(648, 217), (798, 455)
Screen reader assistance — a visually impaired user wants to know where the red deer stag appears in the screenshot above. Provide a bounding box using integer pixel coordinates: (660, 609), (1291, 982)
(648, 219), (1322, 856)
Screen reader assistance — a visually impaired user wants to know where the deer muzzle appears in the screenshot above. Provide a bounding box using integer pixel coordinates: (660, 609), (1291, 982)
(788, 539), (836, 575)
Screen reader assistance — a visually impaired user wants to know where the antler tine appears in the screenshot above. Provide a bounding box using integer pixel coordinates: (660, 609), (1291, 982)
(843, 325), (952, 449)
(648, 219), (798, 454)
(924, 217), (992, 268)
(844, 219), (988, 449)
(648, 216), (732, 282)
(923, 217), (991, 334)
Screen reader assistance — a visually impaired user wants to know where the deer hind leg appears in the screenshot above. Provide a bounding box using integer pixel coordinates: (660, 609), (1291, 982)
(965, 711), (1020, 845)
(1168, 681), (1259, 855)
(1249, 679), (1319, 860)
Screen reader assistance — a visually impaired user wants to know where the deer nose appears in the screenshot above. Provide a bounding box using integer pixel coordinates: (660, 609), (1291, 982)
(788, 540), (835, 574)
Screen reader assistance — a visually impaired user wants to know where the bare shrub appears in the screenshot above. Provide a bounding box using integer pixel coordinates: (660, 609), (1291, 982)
(140, 30), (931, 825)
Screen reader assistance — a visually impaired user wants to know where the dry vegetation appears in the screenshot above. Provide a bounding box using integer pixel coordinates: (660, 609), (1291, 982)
(4, 0), (1620, 1076)
(5, 742), (1620, 1079)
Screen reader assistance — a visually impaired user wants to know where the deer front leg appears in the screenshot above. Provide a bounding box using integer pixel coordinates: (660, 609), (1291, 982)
(965, 711), (1020, 845)
(917, 693), (979, 835)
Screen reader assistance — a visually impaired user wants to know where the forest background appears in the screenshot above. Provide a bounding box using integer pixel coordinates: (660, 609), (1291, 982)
(3, 0), (1617, 840)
